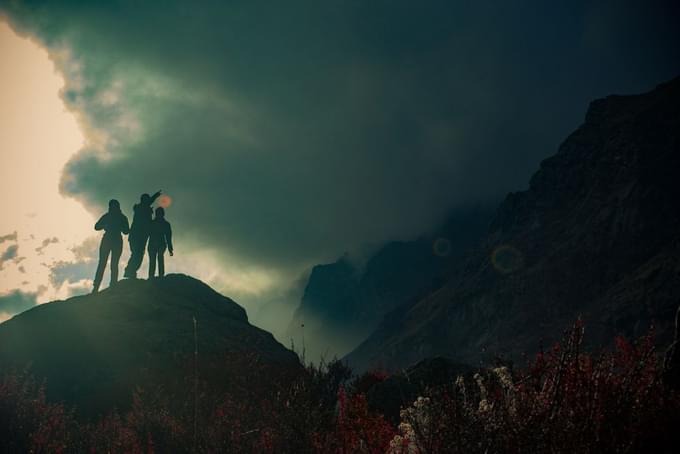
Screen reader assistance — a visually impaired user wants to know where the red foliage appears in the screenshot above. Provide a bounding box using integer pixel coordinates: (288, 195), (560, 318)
(2, 322), (679, 453)
(399, 322), (680, 453)
(313, 386), (395, 453)
(0, 369), (79, 453)
(352, 369), (389, 395)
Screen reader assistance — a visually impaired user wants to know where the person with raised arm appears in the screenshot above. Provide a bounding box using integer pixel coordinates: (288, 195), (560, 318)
(123, 190), (161, 279)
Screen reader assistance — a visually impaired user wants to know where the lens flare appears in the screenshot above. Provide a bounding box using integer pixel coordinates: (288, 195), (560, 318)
(157, 194), (172, 208)
(491, 244), (524, 274)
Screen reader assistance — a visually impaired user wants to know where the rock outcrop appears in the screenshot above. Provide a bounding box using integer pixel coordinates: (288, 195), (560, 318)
(0, 274), (301, 417)
(346, 77), (680, 372)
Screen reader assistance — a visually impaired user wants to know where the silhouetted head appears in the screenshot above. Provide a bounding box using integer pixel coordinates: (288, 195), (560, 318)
(155, 207), (165, 218)
(140, 193), (151, 204)
(108, 199), (121, 212)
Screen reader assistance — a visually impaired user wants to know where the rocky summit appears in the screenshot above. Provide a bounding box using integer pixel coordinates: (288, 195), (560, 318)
(346, 77), (680, 372)
(0, 274), (301, 417)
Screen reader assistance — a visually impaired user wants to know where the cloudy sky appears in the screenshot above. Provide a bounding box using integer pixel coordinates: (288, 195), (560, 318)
(0, 1), (678, 332)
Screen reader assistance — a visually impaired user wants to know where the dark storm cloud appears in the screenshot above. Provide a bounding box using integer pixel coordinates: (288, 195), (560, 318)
(35, 236), (59, 254)
(0, 232), (17, 244)
(70, 237), (99, 261)
(0, 289), (37, 315)
(2, 1), (679, 278)
(1, 244), (18, 260)
(49, 259), (92, 287)
(0, 244), (18, 269)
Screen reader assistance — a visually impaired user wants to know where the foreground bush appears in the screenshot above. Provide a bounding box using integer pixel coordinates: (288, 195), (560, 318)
(1, 322), (679, 453)
(0, 369), (81, 453)
(390, 322), (680, 453)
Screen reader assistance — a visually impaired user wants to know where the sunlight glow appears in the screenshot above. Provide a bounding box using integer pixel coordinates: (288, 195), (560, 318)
(0, 19), (94, 305)
(0, 19), (286, 328)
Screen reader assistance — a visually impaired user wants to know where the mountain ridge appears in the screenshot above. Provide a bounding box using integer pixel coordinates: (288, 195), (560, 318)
(287, 206), (494, 360)
(346, 76), (680, 371)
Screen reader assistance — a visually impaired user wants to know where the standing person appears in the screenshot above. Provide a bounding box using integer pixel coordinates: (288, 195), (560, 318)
(148, 207), (173, 278)
(92, 199), (130, 293)
(123, 190), (162, 278)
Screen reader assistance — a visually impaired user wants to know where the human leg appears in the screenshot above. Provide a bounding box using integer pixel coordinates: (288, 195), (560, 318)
(93, 238), (111, 292)
(109, 236), (123, 286)
(125, 234), (148, 278)
(148, 246), (157, 278)
(158, 246), (166, 277)
(123, 237), (137, 278)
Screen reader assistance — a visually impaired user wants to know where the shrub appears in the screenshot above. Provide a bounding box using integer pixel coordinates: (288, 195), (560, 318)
(0, 368), (79, 453)
(393, 321), (680, 453)
(2, 322), (679, 453)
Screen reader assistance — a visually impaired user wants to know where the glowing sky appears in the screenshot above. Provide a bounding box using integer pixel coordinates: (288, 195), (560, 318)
(0, 1), (678, 343)
(0, 18), (282, 326)
(0, 20), (93, 319)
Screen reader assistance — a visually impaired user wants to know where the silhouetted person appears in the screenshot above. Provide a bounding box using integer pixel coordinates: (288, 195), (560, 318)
(148, 207), (173, 278)
(123, 190), (162, 278)
(92, 199), (130, 293)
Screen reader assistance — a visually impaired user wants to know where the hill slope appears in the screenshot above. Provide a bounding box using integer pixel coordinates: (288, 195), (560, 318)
(346, 77), (680, 371)
(0, 274), (301, 417)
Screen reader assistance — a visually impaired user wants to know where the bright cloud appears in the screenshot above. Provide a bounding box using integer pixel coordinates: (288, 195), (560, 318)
(0, 20), (93, 306)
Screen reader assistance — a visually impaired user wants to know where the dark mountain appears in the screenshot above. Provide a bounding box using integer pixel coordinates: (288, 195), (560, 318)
(287, 206), (493, 361)
(346, 77), (680, 372)
(0, 274), (301, 417)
